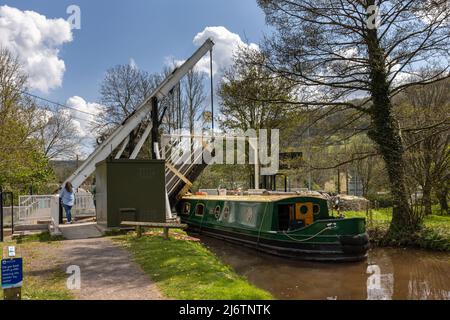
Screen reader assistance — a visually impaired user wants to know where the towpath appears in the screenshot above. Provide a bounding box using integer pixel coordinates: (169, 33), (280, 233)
(55, 223), (165, 300)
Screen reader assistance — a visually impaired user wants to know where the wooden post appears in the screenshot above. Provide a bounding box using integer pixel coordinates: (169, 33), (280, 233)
(163, 228), (169, 240)
(4, 287), (21, 300)
(136, 225), (142, 238)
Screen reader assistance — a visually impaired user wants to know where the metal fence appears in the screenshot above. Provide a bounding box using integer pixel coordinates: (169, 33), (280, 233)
(1, 190), (15, 241)
(17, 192), (96, 224)
(2, 206), (20, 227)
(72, 193), (96, 218)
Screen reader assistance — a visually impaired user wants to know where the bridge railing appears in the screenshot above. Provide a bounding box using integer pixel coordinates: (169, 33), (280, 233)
(17, 192), (96, 225)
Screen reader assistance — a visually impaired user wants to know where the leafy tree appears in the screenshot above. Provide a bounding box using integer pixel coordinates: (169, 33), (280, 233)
(216, 48), (298, 185)
(194, 164), (251, 190)
(256, 0), (450, 234)
(0, 49), (54, 195)
(218, 48), (296, 133)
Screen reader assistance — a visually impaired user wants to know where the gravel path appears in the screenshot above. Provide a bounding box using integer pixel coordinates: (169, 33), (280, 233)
(56, 237), (165, 300)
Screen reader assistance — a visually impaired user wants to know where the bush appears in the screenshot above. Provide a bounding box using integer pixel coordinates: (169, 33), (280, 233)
(381, 226), (450, 251)
(367, 193), (394, 208)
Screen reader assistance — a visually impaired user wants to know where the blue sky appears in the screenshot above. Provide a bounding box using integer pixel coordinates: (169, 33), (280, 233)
(3, 0), (268, 103)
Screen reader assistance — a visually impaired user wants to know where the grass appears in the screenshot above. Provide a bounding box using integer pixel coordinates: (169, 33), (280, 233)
(344, 206), (450, 251)
(13, 232), (65, 244)
(114, 230), (273, 300)
(0, 233), (73, 300)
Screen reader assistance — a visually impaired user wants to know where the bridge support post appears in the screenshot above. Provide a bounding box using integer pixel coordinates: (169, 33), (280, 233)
(49, 196), (62, 236)
(151, 97), (159, 159)
(154, 143), (173, 220)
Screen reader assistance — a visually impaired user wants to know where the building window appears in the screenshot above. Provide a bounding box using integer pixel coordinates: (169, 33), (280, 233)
(195, 203), (205, 216)
(182, 202), (191, 215)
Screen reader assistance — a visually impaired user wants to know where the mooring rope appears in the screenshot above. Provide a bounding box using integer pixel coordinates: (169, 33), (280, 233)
(282, 226), (334, 243)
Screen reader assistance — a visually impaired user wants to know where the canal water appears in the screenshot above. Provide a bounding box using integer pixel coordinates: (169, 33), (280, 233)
(199, 236), (450, 300)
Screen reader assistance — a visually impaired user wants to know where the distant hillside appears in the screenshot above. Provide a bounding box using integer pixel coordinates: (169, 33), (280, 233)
(50, 160), (86, 183)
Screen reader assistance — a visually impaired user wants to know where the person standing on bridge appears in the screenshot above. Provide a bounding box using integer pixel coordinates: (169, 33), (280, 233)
(60, 182), (75, 224)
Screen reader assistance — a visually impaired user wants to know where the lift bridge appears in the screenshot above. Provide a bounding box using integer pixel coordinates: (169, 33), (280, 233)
(12, 38), (261, 233)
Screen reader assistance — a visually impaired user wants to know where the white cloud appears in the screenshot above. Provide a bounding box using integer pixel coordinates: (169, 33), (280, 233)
(0, 5), (73, 93)
(174, 26), (259, 76)
(65, 96), (104, 139)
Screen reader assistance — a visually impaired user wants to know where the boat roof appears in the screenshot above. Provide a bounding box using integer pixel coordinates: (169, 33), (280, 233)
(181, 194), (326, 203)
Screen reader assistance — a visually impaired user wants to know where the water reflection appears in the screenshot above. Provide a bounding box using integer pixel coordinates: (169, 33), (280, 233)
(199, 236), (450, 300)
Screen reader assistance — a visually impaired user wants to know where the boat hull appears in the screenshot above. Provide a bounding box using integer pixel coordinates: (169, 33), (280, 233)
(178, 195), (369, 262)
(184, 222), (369, 262)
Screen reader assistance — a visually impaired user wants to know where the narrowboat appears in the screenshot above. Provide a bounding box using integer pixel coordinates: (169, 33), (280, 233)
(177, 193), (369, 262)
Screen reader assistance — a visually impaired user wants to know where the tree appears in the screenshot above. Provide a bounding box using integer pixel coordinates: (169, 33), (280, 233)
(38, 109), (82, 159)
(256, 0), (450, 234)
(0, 48), (54, 193)
(217, 48), (298, 186)
(183, 70), (206, 134)
(97, 63), (191, 158)
(158, 66), (206, 135)
(97, 64), (159, 156)
(158, 64), (185, 134)
(218, 48), (296, 133)
(347, 135), (386, 197)
(435, 175), (449, 214)
(397, 76), (450, 215)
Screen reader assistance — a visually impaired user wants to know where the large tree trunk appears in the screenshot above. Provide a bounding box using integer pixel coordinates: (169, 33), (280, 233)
(366, 28), (419, 233)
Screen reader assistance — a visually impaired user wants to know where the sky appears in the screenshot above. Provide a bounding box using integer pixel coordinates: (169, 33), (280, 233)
(0, 0), (269, 155)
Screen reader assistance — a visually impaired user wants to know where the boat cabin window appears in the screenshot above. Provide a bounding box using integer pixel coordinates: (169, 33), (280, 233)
(195, 203), (205, 216)
(182, 202), (191, 215)
(299, 205), (308, 214)
(313, 204), (320, 215)
(223, 206), (230, 219)
(214, 205), (221, 218)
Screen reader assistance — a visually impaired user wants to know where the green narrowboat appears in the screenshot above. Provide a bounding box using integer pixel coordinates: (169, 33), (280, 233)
(177, 194), (369, 262)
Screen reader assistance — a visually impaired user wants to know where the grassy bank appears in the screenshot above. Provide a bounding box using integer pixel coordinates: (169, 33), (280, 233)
(114, 230), (273, 300)
(0, 233), (73, 300)
(345, 207), (450, 251)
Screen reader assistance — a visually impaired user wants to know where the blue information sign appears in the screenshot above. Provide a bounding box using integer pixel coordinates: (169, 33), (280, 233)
(1, 258), (23, 289)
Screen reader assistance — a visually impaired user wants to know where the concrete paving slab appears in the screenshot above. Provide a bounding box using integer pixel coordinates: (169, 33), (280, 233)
(60, 222), (103, 240)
